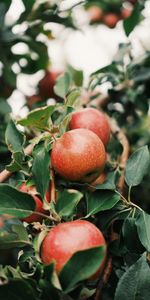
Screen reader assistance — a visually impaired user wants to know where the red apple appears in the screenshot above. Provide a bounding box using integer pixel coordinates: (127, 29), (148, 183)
(19, 183), (46, 223)
(103, 13), (119, 28)
(41, 220), (106, 277)
(69, 108), (110, 147)
(88, 6), (103, 22)
(51, 128), (106, 183)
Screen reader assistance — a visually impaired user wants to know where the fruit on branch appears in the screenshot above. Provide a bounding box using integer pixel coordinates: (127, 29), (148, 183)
(41, 220), (106, 277)
(19, 183), (47, 223)
(103, 13), (119, 28)
(89, 172), (106, 192)
(88, 6), (103, 22)
(51, 128), (106, 183)
(69, 108), (110, 147)
(38, 70), (61, 100)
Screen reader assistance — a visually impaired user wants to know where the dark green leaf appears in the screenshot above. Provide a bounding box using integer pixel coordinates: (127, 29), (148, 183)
(136, 211), (150, 252)
(122, 217), (144, 253)
(5, 120), (25, 152)
(115, 253), (150, 300)
(60, 246), (106, 292)
(86, 190), (120, 217)
(125, 146), (150, 187)
(123, 3), (142, 36)
(32, 146), (50, 199)
(0, 99), (11, 115)
(0, 279), (38, 300)
(0, 218), (30, 249)
(55, 189), (83, 218)
(54, 72), (72, 98)
(0, 184), (35, 218)
(17, 106), (55, 130)
(6, 151), (29, 173)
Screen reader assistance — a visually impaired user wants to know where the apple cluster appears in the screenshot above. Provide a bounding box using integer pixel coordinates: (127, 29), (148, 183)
(18, 107), (110, 279)
(87, 0), (137, 28)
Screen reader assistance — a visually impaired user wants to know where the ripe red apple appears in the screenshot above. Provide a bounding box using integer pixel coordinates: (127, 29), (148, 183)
(19, 183), (46, 223)
(69, 108), (110, 147)
(38, 70), (61, 100)
(41, 220), (106, 277)
(103, 13), (119, 28)
(88, 6), (103, 23)
(51, 128), (106, 183)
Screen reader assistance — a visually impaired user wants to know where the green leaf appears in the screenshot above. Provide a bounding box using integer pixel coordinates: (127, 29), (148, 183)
(65, 89), (80, 108)
(136, 211), (150, 252)
(5, 120), (25, 153)
(60, 246), (106, 293)
(6, 151), (30, 173)
(115, 253), (150, 300)
(32, 145), (50, 199)
(86, 190), (120, 218)
(0, 279), (39, 300)
(125, 146), (150, 187)
(0, 218), (30, 249)
(0, 184), (35, 218)
(0, 99), (11, 115)
(122, 217), (143, 253)
(55, 189), (83, 218)
(54, 72), (72, 98)
(123, 3), (142, 37)
(17, 106), (55, 130)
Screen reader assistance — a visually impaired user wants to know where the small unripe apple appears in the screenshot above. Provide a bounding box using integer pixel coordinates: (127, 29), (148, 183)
(103, 13), (119, 28)
(69, 108), (110, 147)
(88, 6), (103, 22)
(51, 128), (106, 183)
(89, 172), (106, 192)
(41, 220), (106, 277)
(19, 183), (46, 223)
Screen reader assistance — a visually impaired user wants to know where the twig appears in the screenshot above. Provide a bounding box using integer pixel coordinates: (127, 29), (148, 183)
(110, 119), (130, 193)
(0, 144), (34, 183)
(95, 257), (112, 300)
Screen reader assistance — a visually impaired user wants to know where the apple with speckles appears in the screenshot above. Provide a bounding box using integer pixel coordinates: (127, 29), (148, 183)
(51, 128), (106, 183)
(40, 220), (106, 278)
(69, 108), (110, 147)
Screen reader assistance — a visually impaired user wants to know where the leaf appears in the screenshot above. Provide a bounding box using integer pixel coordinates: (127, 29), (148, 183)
(0, 184), (35, 218)
(6, 151), (30, 173)
(89, 171), (117, 191)
(115, 253), (150, 300)
(5, 120), (25, 153)
(55, 189), (83, 218)
(125, 146), (150, 187)
(122, 217), (144, 253)
(0, 279), (39, 300)
(86, 190), (120, 218)
(136, 211), (150, 252)
(54, 72), (72, 98)
(32, 145), (50, 199)
(0, 218), (30, 249)
(60, 246), (106, 293)
(123, 2), (142, 37)
(17, 106), (55, 130)
(65, 89), (80, 108)
(0, 99), (11, 115)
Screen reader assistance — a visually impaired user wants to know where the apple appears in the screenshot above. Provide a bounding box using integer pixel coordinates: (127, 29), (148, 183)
(38, 70), (61, 100)
(103, 13), (119, 28)
(88, 172), (106, 192)
(121, 7), (132, 19)
(51, 128), (106, 183)
(69, 108), (110, 147)
(19, 183), (47, 223)
(41, 220), (106, 277)
(88, 6), (103, 23)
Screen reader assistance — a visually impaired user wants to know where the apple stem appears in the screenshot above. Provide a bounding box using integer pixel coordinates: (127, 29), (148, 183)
(0, 144), (34, 183)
